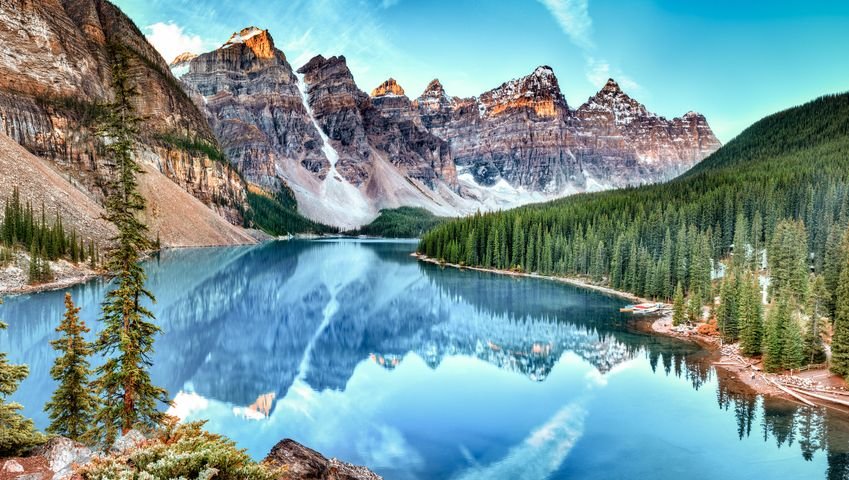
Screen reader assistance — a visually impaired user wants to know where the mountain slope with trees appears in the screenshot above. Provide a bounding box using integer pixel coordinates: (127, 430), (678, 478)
(419, 92), (849, 375)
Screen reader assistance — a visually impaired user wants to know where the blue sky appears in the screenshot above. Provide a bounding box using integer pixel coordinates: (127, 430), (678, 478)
(114, 0), (849, 142)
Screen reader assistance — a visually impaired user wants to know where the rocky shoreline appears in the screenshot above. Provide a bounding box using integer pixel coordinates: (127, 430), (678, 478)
(0, 432), (382, 480)
(413, 253), (849, 410)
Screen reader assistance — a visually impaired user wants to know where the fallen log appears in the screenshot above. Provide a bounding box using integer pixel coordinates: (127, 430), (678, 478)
(788, 387), (849, 408)
(786, 384), (849, 398)
(767, 377), (816, 406)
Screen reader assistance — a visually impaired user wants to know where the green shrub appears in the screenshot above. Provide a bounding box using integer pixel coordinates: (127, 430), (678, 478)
(78, 420), (279, 480)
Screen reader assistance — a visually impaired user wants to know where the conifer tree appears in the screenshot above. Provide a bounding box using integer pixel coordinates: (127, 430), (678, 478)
(732, 211), (749, 269)
(769, 219), (809, 302)
(92, 43), (168, 444)
(763, 294), (789, 372)
(687, 289), (702, 324)
(45, 293), (98, 441)
(738, 273), (764, 356)
(783, 312), (805, 371)
(0, 299), (44, 456)
(717, 272), (740, 342)
(831, 239), (849, 376)
(803, 275), (828, 365)
(672, 282), (685, 326)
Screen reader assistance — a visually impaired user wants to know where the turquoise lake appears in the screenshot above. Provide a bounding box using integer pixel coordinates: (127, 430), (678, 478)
(2, 239), (849, 479)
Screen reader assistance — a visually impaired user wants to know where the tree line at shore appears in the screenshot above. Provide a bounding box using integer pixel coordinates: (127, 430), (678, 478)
(1, 188), (100, 283)
(419, 92), (849, 377)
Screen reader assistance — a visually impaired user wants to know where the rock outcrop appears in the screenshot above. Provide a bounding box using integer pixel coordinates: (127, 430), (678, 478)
(415, 67), (721, 193)
(0, 435), (381, 480)
(0, 0), (251, 245)
(264, 439), (383, 480)
(31, 437), (94, 480)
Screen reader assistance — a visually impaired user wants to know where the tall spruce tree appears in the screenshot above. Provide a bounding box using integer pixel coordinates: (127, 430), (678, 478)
(831, 234), (849, 376)
(0, 299), (44, 456)
(672, 282), (685, 326)
(764, 293), (791, 373)
(803, 275), (828, 365)
(738, 273), (764, 356)
(45, 293), (98, 442)
(769, 219), (809, 302)
(92, 43), (168, 444)
(717, 272), (740, 342)
(783, 311), (805, 371)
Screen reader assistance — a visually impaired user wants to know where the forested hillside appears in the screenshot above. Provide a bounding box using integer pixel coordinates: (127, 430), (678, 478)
(352, 207), (448, 238)
(419, 92), (849, 374)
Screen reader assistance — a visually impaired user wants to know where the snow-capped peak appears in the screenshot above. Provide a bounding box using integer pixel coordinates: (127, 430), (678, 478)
(601, 78), (621, 94)
(532, 65), (555, 78)
(222, 26), (264, 49)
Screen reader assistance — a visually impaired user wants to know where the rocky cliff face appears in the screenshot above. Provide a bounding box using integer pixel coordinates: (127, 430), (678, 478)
(415, 67), (721, 195)
(179, 33), (465, 228)
(0, 0), (250, 244)
(179, 27), (330, 190)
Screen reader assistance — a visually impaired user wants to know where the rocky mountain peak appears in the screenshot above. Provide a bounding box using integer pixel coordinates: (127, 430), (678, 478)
(478, 65), (566, 118)
(422, 79), (447, 98)
(169, 52), (198, 78)
(170, 52), (198, 67)
(222, 26), (275, 59)
(601, 78), (621, 93)
(532, 65), (556, 79)
(578, 78), (651, 123)
(371, 78), (405, 97)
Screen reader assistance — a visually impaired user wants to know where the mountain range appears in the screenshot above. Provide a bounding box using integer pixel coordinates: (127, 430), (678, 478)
(0, 1), (720, 241)
(174, 27), (720, 229)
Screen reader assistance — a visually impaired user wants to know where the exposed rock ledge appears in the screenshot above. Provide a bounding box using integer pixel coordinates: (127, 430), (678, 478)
(0, 435), (381, 480)
(265, 439), (382, 480)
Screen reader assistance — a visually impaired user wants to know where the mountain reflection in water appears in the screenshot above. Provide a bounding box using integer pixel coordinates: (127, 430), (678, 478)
(3, 239), (849, 480)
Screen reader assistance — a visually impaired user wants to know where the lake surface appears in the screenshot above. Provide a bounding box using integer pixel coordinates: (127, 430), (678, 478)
(3, 239), (849, 479)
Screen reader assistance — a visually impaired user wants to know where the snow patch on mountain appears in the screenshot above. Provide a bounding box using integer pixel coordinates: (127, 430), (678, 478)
(293, 73), (374, 229)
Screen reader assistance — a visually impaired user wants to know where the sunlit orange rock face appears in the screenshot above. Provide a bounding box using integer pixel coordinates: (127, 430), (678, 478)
(243, 28), (275, 59)
(478, 66), (567, 119)
(371, 78), (405, 97)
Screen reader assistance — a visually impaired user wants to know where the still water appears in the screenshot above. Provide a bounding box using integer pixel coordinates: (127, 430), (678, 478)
(2, 239), (849, 479)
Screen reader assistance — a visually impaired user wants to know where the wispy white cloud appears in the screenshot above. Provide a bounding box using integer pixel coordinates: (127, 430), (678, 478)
(537, 0), (640, 92)
(586, 57), (639, 91)
(381, 0), (400, 8)
(536, 0), (593, 50)
(145, 21), (207, 64)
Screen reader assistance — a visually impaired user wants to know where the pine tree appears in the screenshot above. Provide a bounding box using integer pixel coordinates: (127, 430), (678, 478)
(717, 272), (740, 342)
(672, 282), (685, 326)
(738, 274), (764, 356)
(831, 236), (849, 376)
(732, 211), (749, 269)
(763, 293), (790, 372)
(764, 289), (806, 371)
(769, 219), (809, 302)
(89, 241), (96, 269)
(687, 288), (702, 324)
(823, 227), (845, 318)
(803, 275), (828, 365)
(0, 299), (44, 456)
(783, 311), (805, 371)
(92, 43), (168, 444)
(45, 293), (98, 442)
